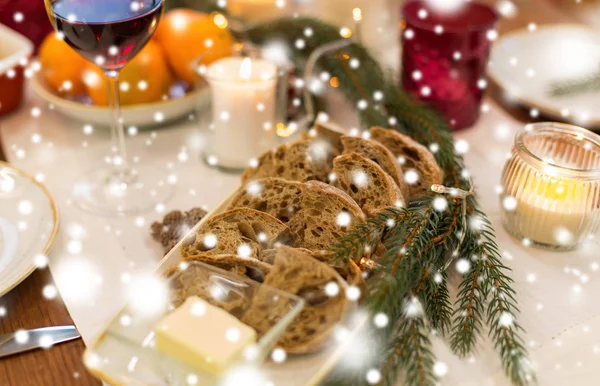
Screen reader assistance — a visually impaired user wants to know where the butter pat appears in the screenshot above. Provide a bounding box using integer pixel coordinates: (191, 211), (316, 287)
(155, 296), (257, 375)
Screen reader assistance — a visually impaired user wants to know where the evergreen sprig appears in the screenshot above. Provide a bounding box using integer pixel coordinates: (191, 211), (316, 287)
(241, 16), (532, 386)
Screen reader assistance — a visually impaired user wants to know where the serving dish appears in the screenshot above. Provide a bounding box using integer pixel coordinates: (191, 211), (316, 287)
(489, 24), (600, 127)
(30, 72), (210, 127)
(85, 193), (367, 386)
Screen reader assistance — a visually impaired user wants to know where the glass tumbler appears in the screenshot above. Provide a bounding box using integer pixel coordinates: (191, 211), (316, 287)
(500, 122), (600, 250)
(401, 0), (498, 130)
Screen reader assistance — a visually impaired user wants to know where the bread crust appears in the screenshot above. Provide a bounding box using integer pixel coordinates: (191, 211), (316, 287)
(369, 126), (443, 196)
(331, 153), (405, 216)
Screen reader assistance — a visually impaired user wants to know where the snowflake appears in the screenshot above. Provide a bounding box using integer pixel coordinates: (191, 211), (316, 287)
(333, 211), (352, 229)
(502, 196), (517, 211)
(498, 312), (514, 327)
(554, 226), (573, 246)
(433, 197), (448, 212)
(237, 244), (252, 258)
(365, 369), (381, 384)
(373, 313), (389, 328)
(454, 139), (469, 154)
(325, 281), (340, 297)
(43, 285), (58, 299)
(404, 169), (419, 185)
(433, 361), (449, 377)
(404, 297), (423, 318)
(225, 327), (241, 342)
(351, 169), (369, 188)
(271, 347), (287, 363)
(455, 258), (471, 274)
(346, 286), (361, 301)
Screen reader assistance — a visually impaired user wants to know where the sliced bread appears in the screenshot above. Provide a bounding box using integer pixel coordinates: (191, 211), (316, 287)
(302, 119), (347, 153)
(241, 246), (349, 353)
(241, 138), (338, 184)
(341, 135), (410, 198)
(228, 178), (365, 250)
(180, 208), (291, 259)
(261, 247), (364, 288)
(331, 153), (405, 216)
(369, 126), (443, 196)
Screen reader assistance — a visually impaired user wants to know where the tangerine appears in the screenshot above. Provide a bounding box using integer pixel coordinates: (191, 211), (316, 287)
(39, 32), (87, 95)
(83, 39), (172, 106)
(154, 9), (234, 85)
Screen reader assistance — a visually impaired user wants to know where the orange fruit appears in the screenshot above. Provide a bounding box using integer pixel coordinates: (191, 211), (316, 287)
(83, 40), (172, 106)
(39, 32), (87, 95)
(154, 10), (234, 85)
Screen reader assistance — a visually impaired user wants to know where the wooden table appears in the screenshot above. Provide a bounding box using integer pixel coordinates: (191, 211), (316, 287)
(0, 136), (100, 385)
(0, 0), (595, 385)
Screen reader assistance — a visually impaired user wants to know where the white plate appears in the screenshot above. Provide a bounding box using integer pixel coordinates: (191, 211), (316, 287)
(30, 72), (210, 127)
(0, 162), (59, 297)
(489, 24), (600, 126)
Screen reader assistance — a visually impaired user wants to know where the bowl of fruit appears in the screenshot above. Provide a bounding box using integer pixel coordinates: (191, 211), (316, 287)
(31, 9), (234, 127)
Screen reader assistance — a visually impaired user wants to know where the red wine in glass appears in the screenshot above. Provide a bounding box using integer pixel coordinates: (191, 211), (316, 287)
(44, 0), (172, 216)
(50, 0), (163, 71)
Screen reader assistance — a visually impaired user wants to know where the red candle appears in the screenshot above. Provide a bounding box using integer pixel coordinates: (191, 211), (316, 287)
(401, 0), (498, 130)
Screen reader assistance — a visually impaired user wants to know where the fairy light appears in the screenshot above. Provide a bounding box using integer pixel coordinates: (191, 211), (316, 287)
(340, 27), (352, 39)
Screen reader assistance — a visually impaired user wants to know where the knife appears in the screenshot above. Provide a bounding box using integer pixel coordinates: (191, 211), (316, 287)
(0, 326), (80, 358)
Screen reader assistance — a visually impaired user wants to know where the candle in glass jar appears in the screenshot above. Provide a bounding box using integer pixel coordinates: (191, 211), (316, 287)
(503, 175), (589, 247)
(500, 122), (600, 250)
(205, 57), (277, 169)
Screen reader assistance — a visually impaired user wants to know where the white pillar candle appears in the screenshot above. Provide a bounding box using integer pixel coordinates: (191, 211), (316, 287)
(206, 57), (278, 169)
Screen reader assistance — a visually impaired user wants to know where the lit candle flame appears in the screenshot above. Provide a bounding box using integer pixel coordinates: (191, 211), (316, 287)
(239, 58), (252, 80)
(353, 8), (362, 22)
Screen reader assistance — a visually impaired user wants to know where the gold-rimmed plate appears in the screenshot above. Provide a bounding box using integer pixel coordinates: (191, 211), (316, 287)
(489, 24), (600, 127)
(0, 162), (59, 297)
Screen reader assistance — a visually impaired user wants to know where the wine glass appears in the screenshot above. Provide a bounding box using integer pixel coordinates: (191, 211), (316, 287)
(44, 0), (172, 215)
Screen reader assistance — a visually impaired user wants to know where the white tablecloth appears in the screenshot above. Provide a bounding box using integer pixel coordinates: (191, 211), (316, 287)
(2, 86), (600, 385)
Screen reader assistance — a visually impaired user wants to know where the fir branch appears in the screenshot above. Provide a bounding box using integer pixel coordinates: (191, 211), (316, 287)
(382, 312), (436, 386)
(417, 269), (453, 336)
(331, 207), (413, 265)
(243, 16), (532, 386)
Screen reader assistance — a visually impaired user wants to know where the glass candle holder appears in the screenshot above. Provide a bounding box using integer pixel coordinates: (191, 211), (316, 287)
(400, 0), (498, 130)
(500, 122), (600, 250)
(195, 43), (290, 171)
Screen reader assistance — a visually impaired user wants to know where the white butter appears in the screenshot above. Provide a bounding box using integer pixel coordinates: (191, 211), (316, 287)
(155, 296), (257, 375)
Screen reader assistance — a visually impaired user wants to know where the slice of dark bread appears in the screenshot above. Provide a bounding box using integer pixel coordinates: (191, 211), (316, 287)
(241, 246), (349, 353)
(341, 135), (410, 198)
(180, 208), (291, 259)
(241, 139), (338, 184)
(331, 153), (405, 216)
(302, 120), (347, 153)
(181, 253), (272, 283)
(228, 178), (365, 250)
(369, 126), (443, 196)
(261, 247), (364, 288)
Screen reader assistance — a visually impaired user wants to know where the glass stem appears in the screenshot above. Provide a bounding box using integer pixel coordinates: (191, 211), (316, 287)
(105, 70), (128, 173)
